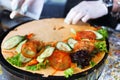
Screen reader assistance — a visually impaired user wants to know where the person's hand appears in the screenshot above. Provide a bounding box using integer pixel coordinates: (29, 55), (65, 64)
(10, 0), (33, 19)
(64, 1), (108, 24)
(10, 0), (44, 19)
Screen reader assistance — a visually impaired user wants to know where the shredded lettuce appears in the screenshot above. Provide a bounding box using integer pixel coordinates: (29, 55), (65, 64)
(95, 41), (108, 53)
(64, 68), (74, 78)
(97, 28), (108, 40)
(7, 53), (22, 67)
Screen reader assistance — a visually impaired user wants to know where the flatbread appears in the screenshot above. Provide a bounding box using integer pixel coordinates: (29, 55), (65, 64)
(1, 18), (105, 77)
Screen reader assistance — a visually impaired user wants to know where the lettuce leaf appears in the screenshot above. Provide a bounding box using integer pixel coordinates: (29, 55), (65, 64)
(97, 28), (108, 40)
(7, 53), (22, 67)
(64, 68), (74, 78)
(26, 60), (49, 71)
(89, 61), (96, 67)
(95, 41), (108, 53)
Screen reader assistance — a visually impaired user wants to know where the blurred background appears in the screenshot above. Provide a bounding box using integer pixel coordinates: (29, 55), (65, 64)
(0, 0), (119, 33)
(0, 0), (67, 34)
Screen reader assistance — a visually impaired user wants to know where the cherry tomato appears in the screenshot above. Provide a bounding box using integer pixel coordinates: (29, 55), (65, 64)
(21, 40), (40, 58)
(48, 50), (71, 71)
(75, 31), (96, 40)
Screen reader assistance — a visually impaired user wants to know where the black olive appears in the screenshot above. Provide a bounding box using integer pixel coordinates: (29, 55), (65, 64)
(70, 50), (92, 69)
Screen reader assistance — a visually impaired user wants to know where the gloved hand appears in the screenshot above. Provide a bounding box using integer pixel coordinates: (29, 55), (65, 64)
(10, 0), (44, 19)
(64, 1), (108, 24)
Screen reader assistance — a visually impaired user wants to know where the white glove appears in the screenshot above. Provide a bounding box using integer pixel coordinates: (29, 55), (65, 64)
(10, 0), (45, 19)
(64, 1), (108, 24)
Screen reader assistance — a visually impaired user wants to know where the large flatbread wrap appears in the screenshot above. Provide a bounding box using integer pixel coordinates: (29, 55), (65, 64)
(1, 18), (106, 77)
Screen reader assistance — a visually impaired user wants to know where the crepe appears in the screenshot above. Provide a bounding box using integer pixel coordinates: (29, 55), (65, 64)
(1, 18), (106, 77)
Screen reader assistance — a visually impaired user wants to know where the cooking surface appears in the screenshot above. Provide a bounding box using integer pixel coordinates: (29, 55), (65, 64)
(0, 11), (120, 80)
(99, 32), (120, 80)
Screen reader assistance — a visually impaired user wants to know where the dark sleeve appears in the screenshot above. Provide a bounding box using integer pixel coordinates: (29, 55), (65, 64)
(88, 14), (117, 29)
